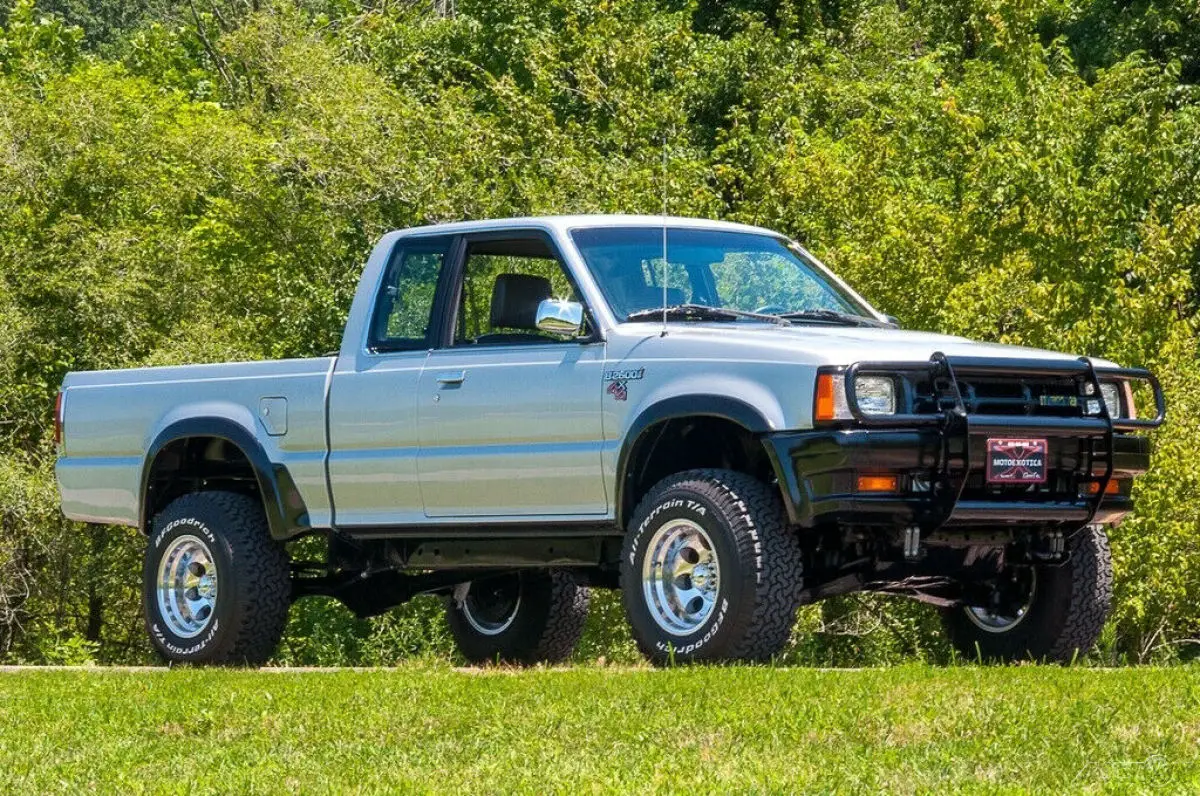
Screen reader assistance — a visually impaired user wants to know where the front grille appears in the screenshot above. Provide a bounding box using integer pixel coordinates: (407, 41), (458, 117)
(910, 374), (1092, 418)
(904, 367), (1102, 505)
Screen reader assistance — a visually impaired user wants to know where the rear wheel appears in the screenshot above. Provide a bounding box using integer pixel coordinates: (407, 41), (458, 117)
(143, 491), (291, 665)
(944, 525), (1113, 663)
(445, 569), (589, 664)
(620, 469), (804, 665)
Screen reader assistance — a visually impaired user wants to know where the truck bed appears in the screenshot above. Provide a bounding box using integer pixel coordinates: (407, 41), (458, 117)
(57, 357), (335, 527)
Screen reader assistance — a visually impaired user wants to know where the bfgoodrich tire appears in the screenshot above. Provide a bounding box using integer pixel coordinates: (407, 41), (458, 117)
(143, 491), (291, 665)
(620, 469), (804, 665)
(944, 524), (1113, 663)
(446, 569), (589, 664)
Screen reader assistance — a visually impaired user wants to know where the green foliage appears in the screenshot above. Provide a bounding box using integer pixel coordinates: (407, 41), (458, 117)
(1, 0), (1198, 664)
(33, 624), (99, 664)
(277, 596), (458, 666)
(0, 0), (83, 85)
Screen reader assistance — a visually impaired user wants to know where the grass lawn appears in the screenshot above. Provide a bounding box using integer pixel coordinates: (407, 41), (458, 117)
(1, 664), (1198, 793)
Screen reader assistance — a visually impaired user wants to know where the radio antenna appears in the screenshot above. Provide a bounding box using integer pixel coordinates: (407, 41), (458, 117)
(660, 130), (669, 336)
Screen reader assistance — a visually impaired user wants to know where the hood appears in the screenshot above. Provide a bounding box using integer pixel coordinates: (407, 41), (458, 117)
(611, 322), (1116, 368)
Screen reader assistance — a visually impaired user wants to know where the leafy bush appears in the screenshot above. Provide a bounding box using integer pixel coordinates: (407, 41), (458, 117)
(0, 0), (1197, 664)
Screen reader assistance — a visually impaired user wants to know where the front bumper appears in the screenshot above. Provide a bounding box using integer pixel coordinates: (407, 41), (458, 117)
(764, 428), (1150, 529)
(763, 352), (1162, 532)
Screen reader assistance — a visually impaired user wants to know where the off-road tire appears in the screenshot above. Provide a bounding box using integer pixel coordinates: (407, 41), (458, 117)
(143, 491), (291, 665)
(446, 569), (589, 665)
(620, 469), (804, 665)
(944, 524), (1113, 663)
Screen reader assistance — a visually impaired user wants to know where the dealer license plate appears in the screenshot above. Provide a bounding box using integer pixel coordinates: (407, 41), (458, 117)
(986, 438), (1048, 484)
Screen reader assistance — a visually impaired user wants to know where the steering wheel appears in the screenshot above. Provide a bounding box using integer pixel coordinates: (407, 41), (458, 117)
(753, 305), (788, 316)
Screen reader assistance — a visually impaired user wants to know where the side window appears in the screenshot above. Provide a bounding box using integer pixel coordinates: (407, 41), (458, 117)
(454, 237), (582, 346)
(369, 238), (450, 351)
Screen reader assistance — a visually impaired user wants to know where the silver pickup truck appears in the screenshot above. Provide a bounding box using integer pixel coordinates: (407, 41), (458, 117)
(55, 215), (1165, 665)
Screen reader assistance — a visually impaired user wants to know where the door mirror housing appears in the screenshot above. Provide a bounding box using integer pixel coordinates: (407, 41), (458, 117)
(536, 299), (584, 337)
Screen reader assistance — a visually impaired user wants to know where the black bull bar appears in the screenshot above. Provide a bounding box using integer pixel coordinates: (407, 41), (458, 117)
(768, 353), (1165, 532)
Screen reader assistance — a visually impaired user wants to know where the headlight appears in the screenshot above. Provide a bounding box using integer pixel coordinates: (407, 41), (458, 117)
(1100, 382), (1122, 418)
(854, 376), (896, 415)
(815, 373), (897, 420)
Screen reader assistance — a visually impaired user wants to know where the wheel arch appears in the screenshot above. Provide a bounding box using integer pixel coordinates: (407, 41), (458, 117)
(615, 394), (777, 529)
(140, 417), (310, 541)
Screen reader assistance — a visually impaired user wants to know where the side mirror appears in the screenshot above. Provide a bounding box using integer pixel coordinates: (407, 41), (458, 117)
(536, 299), (584, 337)
(885, 314), (901, 329)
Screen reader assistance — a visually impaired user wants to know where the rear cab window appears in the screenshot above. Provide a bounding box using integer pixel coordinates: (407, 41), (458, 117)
(369, 237), (451, 352)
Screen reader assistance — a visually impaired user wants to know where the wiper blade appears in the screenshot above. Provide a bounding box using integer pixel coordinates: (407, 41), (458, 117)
(777, 309), (894, 328)
(626, 303), (791, 325)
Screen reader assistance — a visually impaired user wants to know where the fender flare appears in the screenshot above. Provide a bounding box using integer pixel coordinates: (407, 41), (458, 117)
(139, 417), (310, 541)
(614, 394), (773, 529)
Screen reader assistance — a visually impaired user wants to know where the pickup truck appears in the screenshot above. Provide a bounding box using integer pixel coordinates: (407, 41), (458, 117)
(55, 215), (1165, 665)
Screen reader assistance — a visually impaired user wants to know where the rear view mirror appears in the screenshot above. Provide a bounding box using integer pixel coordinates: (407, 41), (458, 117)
(536, 299), (584, 337)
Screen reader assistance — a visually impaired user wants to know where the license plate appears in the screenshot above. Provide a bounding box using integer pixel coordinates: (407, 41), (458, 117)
(986, 438), (1048, 484)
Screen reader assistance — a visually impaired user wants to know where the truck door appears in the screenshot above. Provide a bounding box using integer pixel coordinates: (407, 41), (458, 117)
(326, 235), (452, 526)
(416, 231), (608, 518)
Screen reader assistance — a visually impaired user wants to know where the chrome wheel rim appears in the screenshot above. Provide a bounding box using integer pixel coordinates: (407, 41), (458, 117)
(462, 577), (521, 636)
(964, 568), (1038, 633)
(156, 534), (218, 639)
(642, 519), (721, 636)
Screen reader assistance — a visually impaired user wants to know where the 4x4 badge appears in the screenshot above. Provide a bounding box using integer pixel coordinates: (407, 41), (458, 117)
(604, 367), (644, 402)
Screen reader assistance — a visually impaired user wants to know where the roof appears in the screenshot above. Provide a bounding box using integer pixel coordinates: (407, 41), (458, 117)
(393, 214), (784, 239)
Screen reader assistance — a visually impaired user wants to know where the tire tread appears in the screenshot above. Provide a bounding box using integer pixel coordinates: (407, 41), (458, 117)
(528, 570), (591, 663)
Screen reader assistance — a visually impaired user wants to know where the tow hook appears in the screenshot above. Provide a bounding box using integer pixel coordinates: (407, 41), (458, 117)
(1030, 530), (1067, 562)
(903, 526), (922, 561)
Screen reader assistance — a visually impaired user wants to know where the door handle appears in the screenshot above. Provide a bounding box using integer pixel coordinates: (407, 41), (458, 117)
(436, 371), (466, 385)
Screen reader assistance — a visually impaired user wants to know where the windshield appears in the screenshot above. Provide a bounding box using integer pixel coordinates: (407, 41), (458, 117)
(569, 226), (875, 322)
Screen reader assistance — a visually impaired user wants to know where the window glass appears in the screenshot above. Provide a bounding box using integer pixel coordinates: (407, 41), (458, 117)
(370, 239), (449, 351)
(641, 257), (694, 305)
(570, 227), (868, 321)
(455, 238), (581, 346)
(707, 252), (844, 314)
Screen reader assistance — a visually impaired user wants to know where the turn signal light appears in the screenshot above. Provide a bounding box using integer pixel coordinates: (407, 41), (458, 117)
(1085, 480), (1122, 496)
(815, 373), (836, 422)
(857, 475), (899, 493)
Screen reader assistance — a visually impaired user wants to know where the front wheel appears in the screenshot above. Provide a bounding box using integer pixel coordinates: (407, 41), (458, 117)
(944, 524), (1113, 663)
(445, 569), (589, 664)
(620, 469), (804, 665)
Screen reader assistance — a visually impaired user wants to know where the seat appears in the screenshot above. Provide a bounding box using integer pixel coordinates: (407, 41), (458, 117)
(474, 273), (554, 345)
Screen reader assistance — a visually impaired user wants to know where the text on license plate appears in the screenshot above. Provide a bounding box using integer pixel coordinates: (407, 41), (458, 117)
(986, 438), (1048, 484)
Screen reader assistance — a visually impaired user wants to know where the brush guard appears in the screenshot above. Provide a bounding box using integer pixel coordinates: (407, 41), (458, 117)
(842, 352), (1164, 532)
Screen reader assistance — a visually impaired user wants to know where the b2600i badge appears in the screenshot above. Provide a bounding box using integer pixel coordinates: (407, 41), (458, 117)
(603, 367), (645, 382)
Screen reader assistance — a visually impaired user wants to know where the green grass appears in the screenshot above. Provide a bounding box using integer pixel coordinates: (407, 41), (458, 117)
(2, 665), (1199, 793)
